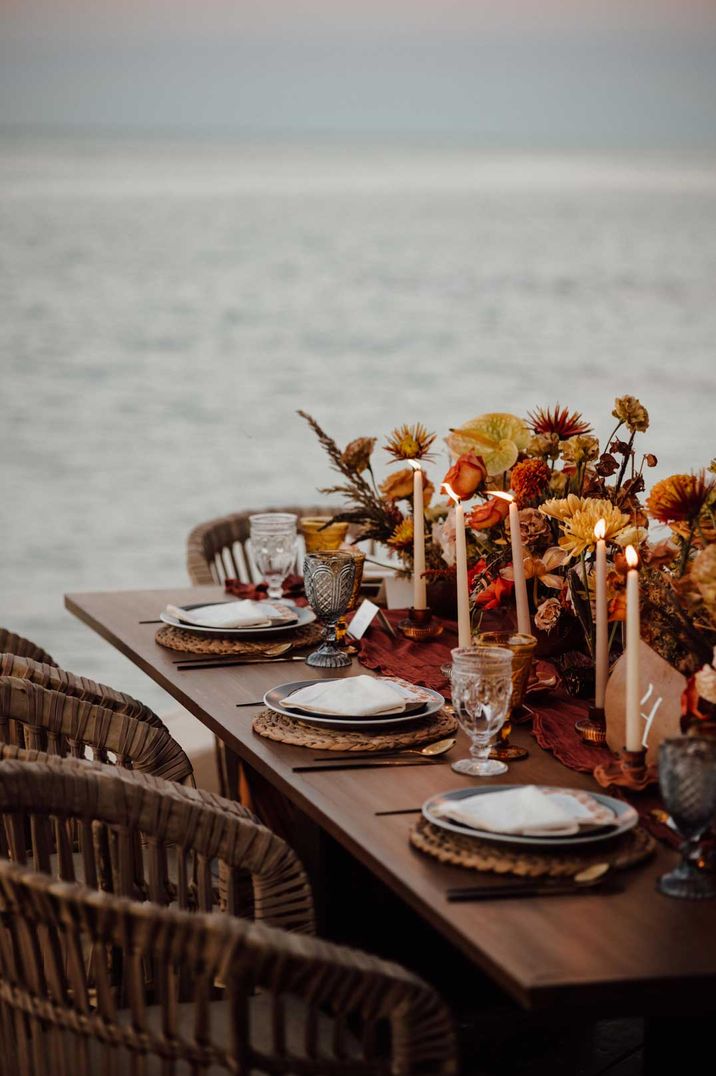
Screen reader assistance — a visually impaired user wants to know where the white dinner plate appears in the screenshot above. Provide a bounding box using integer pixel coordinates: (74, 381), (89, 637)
(264, 679), (446, 731)
(160, 601), (316, 637)
(423, 785), (639, 848)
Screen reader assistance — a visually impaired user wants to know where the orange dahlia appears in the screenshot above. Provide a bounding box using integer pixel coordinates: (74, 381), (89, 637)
(646, 471), (715, 524)
(527, 405), (592, 440)
(510, 458), (551, 507)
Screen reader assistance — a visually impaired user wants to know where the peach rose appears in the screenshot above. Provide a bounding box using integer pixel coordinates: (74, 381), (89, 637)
(467, 496), (510, 532)
(442, 451), (487, 501)
(380, 468), (434, 506)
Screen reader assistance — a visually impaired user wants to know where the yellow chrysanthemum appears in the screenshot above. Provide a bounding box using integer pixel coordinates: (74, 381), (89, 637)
(539, 494), (592, 522)
(558, 502), (636, 559)
(445, 413), (530, 475)
(387, 517), (414, 550)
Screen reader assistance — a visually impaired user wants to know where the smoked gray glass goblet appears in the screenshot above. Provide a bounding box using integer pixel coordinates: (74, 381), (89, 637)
(303, 552), (356, 669)
(658, 737), (716, 900)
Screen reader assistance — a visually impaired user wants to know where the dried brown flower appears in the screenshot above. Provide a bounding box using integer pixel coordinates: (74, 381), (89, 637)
(518, 507), (552, 550)
(341, 436), (376, 474)
(560, 435), (600, 467)
(534, 597), (562, 633)
(612, 395), (649, 433)
(380, 468), (434, 506)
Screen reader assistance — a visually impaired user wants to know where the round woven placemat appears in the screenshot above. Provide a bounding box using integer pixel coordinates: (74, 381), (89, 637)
(155, 621), (324, 656)
(410, 817), (654, 878)
(253, 707), (458, 752)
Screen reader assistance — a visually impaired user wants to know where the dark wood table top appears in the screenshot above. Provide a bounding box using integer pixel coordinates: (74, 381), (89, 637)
(66, 586), (716, 1014)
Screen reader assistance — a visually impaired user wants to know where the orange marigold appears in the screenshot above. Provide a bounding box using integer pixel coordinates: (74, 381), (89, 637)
(511, 458), (551, 507)
(646, 471), (714, 524)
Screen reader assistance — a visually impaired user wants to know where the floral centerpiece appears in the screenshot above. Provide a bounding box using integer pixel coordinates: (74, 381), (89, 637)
(299, 401), (715, 701)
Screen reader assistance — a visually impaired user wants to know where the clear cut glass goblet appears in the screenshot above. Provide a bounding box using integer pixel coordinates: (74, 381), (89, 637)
(658, 737), (716, 900)
(249, 513), (298, 601)
(450, 646), (513, 777)
(303, 552), (356, 669)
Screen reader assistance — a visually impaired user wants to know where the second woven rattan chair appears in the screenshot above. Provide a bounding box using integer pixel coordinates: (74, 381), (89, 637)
(0, 755), (456, 1075)
(0, 675), (193, 785)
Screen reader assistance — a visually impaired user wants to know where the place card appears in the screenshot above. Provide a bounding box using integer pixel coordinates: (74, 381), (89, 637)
(347, 599), (381, 640)
(605, 640), (684, 765)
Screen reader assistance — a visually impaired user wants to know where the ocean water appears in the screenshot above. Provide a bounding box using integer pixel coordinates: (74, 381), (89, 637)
(2, 136), (715, 711)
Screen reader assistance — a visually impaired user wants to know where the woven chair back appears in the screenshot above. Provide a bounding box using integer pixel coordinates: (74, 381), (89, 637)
(187, 505), (369, 585)
(0, 759), (455, 1075)
(0, 676), (193, 785)
(0, 627), (56, 667)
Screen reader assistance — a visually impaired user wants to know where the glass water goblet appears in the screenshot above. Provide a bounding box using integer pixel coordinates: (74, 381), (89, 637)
(303, 552), (357, 668)
(450, 646), (513, 777)
(249, 513), (298, 601)
(658, 737), (716, 900)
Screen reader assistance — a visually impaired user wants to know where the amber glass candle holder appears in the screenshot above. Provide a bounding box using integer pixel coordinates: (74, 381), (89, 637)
(336, 549), (366, 644)
(300, 517), (350, 553)
(476, 631), (537, 761)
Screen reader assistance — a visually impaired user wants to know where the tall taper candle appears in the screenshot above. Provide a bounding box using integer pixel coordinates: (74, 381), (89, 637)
(506, 496), (530, 636)
(443, 483), (471, 647)
(411, 462), (427, 610)
(624, 545), (641, 752)
(594, 519), (608, 709)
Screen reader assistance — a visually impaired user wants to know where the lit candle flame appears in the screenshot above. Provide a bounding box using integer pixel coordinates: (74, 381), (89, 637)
(407, 459), (422, 472)
(489, 490), (514, 503)
(625, 544), (639, 568)
(594, 518), (606, 540)
(442, 482), (460, 504)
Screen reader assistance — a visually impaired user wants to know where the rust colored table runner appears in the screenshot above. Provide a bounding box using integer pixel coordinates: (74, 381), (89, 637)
(357, 608), (674, 845)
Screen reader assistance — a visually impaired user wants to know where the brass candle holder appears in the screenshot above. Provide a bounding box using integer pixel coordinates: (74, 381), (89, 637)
(476, 631), (537, 762)
(575, 704), (608, 746)
(593, 746), (658, 792)
(397, 607), (444, 642)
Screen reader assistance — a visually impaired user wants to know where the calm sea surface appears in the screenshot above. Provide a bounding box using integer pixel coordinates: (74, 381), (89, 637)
(2, 136), (715, 710)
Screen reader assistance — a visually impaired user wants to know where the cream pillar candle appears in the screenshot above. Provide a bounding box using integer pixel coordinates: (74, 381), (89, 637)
(493, 493), (530, 636)
(443, 483), (471, 647)
(410, 461), (427, 610)
(593, 519), (608, 709)
(624, 544), (641, 752)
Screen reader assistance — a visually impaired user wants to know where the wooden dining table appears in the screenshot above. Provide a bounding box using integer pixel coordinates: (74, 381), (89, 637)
(66, 585), (716, 1060)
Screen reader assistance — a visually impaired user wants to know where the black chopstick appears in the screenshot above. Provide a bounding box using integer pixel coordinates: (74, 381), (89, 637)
(293, 759), (439, 773)
(176, 657), (304, 671)
(236, 701), (263, 707)
(374, 807), (422, 816)
(139, 619), (163, 624)
(446, 880), (613, 902)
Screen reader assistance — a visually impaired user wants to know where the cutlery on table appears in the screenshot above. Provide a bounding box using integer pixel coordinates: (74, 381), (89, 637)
(176, 656), (307, 671)
(446, 863), (612, 902)
(374, 807), (422, 816)
(172, 643), (293, 663)
(293, 758), (444, 773)
(236, 701), (264, 707)
(311, 737), (456, 763)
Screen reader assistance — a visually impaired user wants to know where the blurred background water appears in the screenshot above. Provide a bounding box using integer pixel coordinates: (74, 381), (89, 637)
(2, 135), (715, 711)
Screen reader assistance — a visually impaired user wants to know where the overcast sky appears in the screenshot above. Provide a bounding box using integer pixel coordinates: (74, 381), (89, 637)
(2, 0), (716, 145)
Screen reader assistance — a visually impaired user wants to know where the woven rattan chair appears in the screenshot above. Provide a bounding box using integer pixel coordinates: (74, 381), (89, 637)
(0, 676), (193, 785)
(0, 627), (56, 667)
(186, 504), (350, 585)
(0, 748), (314, 933)
(0, 758), (456, 1075)
(0, 652), (165, 727)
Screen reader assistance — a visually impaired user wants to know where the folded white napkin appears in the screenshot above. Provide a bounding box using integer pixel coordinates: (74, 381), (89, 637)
(433, 786), (596, 836)
(166, 601), (273, 630)
(281, 675), (419, 717)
